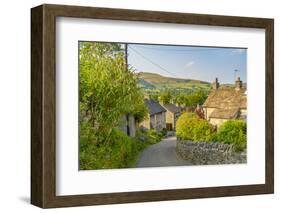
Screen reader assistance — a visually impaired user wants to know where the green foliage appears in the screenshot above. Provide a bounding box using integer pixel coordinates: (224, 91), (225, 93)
(79, 42), (150, 169)
(79, 42), (147, 144)
(131, 97), (149, 123)
(147, 129), (163, 142)
(176, 114), (247, 152)
(174, 90), (208, 107)
(176, 112), (214, 141)
(215, 120), (247, 152)
(149, 93), (159, 102)
(136, 129), (163, 145)
(143, 88), (209, 108)
(173, 93), (186, 106)
(138, 72), (211, 92)
(160, 128), (168, 137)
(159, 90), (172, 104)
(80, 128), (147, 170)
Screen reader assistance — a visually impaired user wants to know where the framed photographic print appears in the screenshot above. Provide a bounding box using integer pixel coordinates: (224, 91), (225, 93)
(31, 4), (274, 208)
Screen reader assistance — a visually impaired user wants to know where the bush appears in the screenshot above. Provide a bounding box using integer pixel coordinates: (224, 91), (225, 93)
(136, 128), (163, 145)
(176, 112), (214, 141)
(215, 120), (247, 152)
(80, 128), (146, 170)
(160, 128), (167, 137)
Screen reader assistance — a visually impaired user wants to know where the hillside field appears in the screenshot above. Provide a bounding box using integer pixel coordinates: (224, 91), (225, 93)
(137, 72), (211, 93)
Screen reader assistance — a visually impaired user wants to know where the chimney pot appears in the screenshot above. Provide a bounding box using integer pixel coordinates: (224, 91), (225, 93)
(212, 78), (219, 90)
(235, 77), (242, 90)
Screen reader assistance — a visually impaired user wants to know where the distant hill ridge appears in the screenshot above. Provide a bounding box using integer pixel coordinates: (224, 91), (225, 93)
(137, 72), (210, 85)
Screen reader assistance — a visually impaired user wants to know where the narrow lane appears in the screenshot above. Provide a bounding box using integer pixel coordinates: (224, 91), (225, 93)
(136, 136), (192, 168)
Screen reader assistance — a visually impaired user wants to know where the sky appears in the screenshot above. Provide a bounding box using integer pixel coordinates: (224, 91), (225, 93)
(127, 44), (247, 84)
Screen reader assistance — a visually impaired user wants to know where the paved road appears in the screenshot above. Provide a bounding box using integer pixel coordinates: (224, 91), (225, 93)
(136, 136), (192, 168)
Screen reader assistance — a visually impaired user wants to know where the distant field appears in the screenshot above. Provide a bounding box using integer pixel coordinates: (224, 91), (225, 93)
(137, 72), (211, 92)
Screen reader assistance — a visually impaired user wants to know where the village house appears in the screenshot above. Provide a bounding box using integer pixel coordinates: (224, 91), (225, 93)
(140, 99), (166, 131)
(162, 103), (181, 131)
(203, 77), (247, 127)
(119, 114), (137, 137)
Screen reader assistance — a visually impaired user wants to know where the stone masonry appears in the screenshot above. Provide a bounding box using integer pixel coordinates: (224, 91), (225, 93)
(176, 140), (246, 165)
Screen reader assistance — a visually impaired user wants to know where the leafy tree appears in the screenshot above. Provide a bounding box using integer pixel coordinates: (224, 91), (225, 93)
(188, 90), (208, 106)
(174, 90), (208, 107)
(159, 90), (172, 104)
(149, 93), (159, 102)
(131, 93), (148, 123)
(174, 93), (186, 106)
(79, 42), (147, 144)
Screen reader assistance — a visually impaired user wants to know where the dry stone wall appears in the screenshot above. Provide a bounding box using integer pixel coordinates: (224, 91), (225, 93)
(176, 140), (246, 165)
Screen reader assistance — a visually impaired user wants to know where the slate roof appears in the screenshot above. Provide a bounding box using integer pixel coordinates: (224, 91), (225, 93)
(144, 99), (166, 115)
(163, 103), (181, 113)
(203, 87), (247, 109)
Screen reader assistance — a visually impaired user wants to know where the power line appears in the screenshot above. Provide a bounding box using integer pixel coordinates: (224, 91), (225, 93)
(128, 46), (179, 77)
(132, 45), (236, 52)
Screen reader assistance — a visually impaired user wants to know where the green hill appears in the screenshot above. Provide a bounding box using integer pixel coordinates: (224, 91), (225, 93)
(138, 78), (156, 90)
(137, 72), (211, 92)
(138, 72), (208, 84)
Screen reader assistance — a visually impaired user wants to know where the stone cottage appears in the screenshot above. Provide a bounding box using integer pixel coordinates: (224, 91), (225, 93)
(162, 103), (181, 131)
(203, 77), (247, 127)
(119, 114), (137, 137)
(140, 99), (166, 131)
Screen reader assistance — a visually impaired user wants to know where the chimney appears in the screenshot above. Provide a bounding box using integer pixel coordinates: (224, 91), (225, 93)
(235, 77), (242, 90)
(212, 78), (219, 90)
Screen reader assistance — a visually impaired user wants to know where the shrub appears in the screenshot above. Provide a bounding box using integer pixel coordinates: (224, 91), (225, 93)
(136, 128), (163, 145)
(160, 128), (167, 137)
(176, 112), (214, 141)
(79, 128), (146, 170)
(215, 120), (247, 152)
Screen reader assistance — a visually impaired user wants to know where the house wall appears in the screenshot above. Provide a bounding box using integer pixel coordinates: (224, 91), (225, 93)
(162, 112), (166, 129)
(150, 115), (156, 129)
(155, 112), (166, 131)
(174, 112), (180, 130)
(128, 114), (136, 137)
(209, 118), (230, 128)
(119, 114), (137, 137)
(165, 110), (174, 129)
(165, 111), (180, 130)
(140, 116), (150, 130)
(203, 107), (216, 120)
(140, 112), (166, 132)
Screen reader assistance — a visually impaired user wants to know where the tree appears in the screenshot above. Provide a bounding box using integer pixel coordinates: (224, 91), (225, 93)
(159, 90), (172, 104)
(79, 42), (147, 144)
(188, 90), (208, 106)
(149, 93), (159, 102)
(175, 90), (208, 107)
(174, 93), (185, 106)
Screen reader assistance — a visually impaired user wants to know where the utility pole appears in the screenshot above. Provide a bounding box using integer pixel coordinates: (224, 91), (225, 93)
(125, 43), (128, 69)
(124, 43), (130, 136)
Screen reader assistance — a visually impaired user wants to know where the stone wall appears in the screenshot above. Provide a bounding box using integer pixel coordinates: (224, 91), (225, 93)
(176, 140), (246, 165)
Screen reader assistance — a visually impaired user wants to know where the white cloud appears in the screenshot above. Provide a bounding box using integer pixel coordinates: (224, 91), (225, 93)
(185, 61), (194, 68)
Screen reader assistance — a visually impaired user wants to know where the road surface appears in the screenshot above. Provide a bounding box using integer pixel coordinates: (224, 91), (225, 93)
(136, 136), (192, 168)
